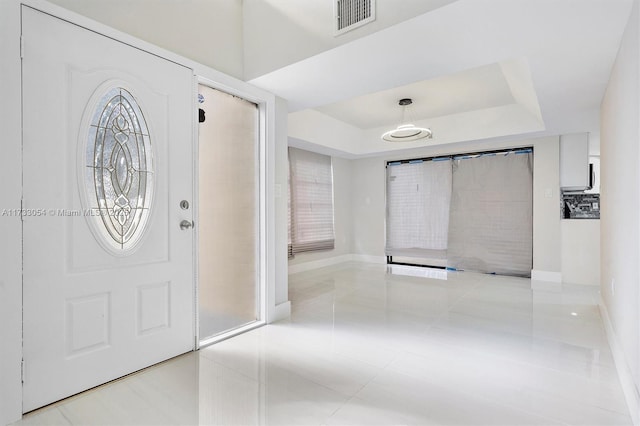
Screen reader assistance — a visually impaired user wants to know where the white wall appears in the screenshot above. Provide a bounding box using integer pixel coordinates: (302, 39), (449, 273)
(242, 0), (457, 80)
(351, 157), (387, 259)
(600, 0), (640, 419)
(561, 221), (600, 286)
(46, 0), (245, 79)
(289, 110), (362, 156)
(532, 138), (562, 278)
(289, 156), (354, 268)
(348, 136), (561, 277)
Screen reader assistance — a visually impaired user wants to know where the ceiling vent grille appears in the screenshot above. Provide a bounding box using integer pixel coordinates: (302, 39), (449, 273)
(335, 0), (375, 35)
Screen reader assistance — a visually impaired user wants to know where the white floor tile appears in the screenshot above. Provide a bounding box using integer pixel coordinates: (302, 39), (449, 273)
(331, 370), (565, 425)
(14, 263), (632, 426)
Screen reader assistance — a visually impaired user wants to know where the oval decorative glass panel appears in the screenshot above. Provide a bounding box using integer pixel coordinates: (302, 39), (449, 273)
(84, 86), (153, 253)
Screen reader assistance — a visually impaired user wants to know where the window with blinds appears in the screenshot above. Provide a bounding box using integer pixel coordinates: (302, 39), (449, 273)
(288, 147), (335, 255)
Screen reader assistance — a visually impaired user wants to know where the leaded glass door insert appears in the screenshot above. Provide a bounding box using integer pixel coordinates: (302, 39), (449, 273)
(84, 86), (153, 253)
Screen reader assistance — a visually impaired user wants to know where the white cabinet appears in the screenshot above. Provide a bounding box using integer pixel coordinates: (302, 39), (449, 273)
(560, 133), (591, 191)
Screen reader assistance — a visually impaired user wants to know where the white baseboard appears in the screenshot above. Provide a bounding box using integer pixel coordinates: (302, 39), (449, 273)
(288, 254), (387, 275)
(271, 301), (291, 322)
(288, 254), (354, 274)
(531, 280), (563, 291)
(599, 297), (639, 425)
(531, 269), (562, 283)
(351, 254), (386, 264)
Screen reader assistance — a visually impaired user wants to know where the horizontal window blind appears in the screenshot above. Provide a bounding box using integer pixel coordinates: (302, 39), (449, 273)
(287, 170), (294, 259)
(289, 147), (335, 254)
(385, 159), (452, 259)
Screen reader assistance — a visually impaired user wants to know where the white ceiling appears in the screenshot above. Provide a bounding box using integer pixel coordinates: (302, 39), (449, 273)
(315, 62), (517, 129)
(248, 0), (633, 157)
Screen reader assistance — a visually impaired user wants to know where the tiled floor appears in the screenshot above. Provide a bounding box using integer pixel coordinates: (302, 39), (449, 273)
(15, 262), (631, 425)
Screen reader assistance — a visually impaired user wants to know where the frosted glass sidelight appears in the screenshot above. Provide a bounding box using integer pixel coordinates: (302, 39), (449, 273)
(198, 85), (259, 340)
(85, 87), (153, 253)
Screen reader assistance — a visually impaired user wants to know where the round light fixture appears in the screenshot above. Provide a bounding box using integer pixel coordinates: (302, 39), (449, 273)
(381, 98), (433, 142)
(382, 124), (432, 142)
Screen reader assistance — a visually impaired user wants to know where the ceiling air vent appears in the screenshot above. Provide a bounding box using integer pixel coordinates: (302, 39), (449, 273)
(335, 0), (375, 36)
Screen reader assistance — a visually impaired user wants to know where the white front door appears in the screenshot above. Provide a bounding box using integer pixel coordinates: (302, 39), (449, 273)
(22, 6), (195, 412)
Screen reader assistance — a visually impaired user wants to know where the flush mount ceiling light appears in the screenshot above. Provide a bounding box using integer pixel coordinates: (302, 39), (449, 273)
(381, 98), (433, 142)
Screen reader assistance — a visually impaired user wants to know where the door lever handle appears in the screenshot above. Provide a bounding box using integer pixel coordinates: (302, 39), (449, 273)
(180, 220), (194, 230)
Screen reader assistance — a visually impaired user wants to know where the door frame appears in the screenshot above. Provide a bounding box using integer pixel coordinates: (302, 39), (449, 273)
(0, 1), (286, 423)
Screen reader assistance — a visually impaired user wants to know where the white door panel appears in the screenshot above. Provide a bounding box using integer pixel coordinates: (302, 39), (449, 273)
(22, 6), (195, 412)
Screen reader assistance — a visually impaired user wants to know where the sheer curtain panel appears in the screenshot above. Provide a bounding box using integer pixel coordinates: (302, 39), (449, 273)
(447, 152), (533, 276)
(288, 147), (335, 254)
(385, 159), (452, 260)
